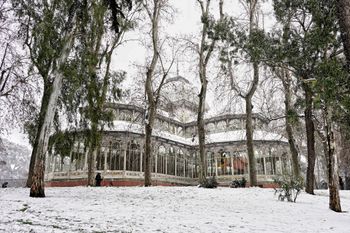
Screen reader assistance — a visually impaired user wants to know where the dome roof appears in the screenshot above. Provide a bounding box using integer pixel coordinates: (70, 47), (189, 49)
(164, 75), (198, 104)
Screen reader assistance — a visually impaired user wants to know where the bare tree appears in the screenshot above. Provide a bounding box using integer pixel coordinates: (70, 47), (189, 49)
(0, 0), (38, 135)
(195, 0), (224, 185)
(221, 0), (260, 186)
(142, 0), (177, 186)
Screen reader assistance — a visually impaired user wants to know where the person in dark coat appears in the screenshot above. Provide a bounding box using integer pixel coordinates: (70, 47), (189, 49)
(339, 176), (344, 190)
(95, 173), (103, 186)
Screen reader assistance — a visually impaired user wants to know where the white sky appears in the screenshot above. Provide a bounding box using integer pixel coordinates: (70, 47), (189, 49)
(7, 0), (277, 149)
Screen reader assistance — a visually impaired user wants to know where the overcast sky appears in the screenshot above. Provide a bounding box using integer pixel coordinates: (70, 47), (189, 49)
(8, 0), (276, 148)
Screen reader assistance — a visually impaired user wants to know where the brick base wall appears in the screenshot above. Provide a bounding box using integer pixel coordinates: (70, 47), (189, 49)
(46, 178), (278, 188)
(46, 179), (182, 187)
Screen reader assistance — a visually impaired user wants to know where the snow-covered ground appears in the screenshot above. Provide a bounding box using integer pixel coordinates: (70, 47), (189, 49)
(0, 187), (349, 233)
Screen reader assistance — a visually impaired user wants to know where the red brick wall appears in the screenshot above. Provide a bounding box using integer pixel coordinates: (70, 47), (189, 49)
(46, 178), (278, 188)
(46, 179), (180, 187)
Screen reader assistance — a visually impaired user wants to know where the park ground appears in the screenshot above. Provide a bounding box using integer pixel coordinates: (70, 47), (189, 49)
(0, 186), (350, 233)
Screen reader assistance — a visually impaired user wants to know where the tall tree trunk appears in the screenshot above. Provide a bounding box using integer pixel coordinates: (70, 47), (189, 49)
(304, 84), (316, 195)
(244, 0), (259, 186)
(26, 83), (51, 187)
(30, 48), (73, 197)
(324, 106), (342, 212)
(143, 0), (160, 187)
(245, 94), (257, 186)
(337, 0), (350, 68)
(245, 62), (258, 186)
(196, 0), (222, 185)
(197, 75), (208, 184)
(144, 103), (156, 186)
(87, 122), (98, 186)
(316, 128), (330, 182)
(197, 3), (209, 185)
(282, 70), (301, 178)
(30, 30), (75, 197)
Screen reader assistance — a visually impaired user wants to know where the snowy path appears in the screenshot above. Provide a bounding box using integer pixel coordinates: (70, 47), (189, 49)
(0, 187), (349, 233)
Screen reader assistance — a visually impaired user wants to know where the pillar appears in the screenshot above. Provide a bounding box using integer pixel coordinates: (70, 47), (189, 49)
(52, 155), (56, 173)
(231, 156), (234, 176)
(123, 142), (127, 173)
(155, 150), (158, 174)
(279, 156), (283, 175)
(68, 149), (73, 177)
(191, 161), (194, 178)
(140, 148), (143, 172)
(104, 148), (108, 172)
(175, 151), (177, 176)
(83, 148), (89, 171)
(165, 151), (168, 175)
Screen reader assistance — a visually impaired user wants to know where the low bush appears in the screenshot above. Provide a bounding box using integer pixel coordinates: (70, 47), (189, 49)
(230, 177), (247, 188)
(200, 176), (218, 188)
(274, 174), (303, 202)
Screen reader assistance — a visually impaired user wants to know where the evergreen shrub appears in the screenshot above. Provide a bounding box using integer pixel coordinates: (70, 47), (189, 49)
(274, 174), (303, 202)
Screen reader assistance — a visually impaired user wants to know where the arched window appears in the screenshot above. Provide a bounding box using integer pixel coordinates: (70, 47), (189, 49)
(54, 155), (62, 172)
(218, 151), (232, 176)
(177, 127), (183, 136)
(193, 152), (199, 178)
(108, 141), (123, 170)
(233, 151), (248, 175)
(177, 149), (185, 177)
(71, 151), (84, 171)
(119, 110), (132, 121)
(134, 113), (143, 124)
(207, 151), (215, 176)
(228, 119), (240, 130)
(167, 147), (175, 176)
(217, 121), (226, 132)
(62, 156), (70, 172)
(157, 145), (167, 174)
(126, 141), (140, 171)
(162, 121), (169, 131)
(206, 123), (215, 133)
(255, 150), (265, 175)
(96, 148), (105, 171)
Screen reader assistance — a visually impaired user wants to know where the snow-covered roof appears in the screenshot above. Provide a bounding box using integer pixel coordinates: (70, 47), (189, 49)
(205, 130), (288, 144)
(107, 121), (288, 146)
(106, 121), (191, 145)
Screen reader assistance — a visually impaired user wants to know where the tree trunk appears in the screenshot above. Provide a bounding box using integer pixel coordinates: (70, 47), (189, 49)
(29, 30), (75, 197)
(196, 0), (219, 185)
(26, 83), (51, 187)
(304, 84), (316, 195)
(30, 69), (62, 197)
(244, 0), (259, 186)
(87, 122), (98, 186)
(245, 94), (257, 186)
(197, 77), (208, 184)
(316, 128), (330, 182)
(282, 70), (301, 178)
(244, 58), (259, 186)
(337, 0), (350, 68)
(143, 0), (162, 187)
(144, 105), (155, 186)
(324, 107), (342, 212)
